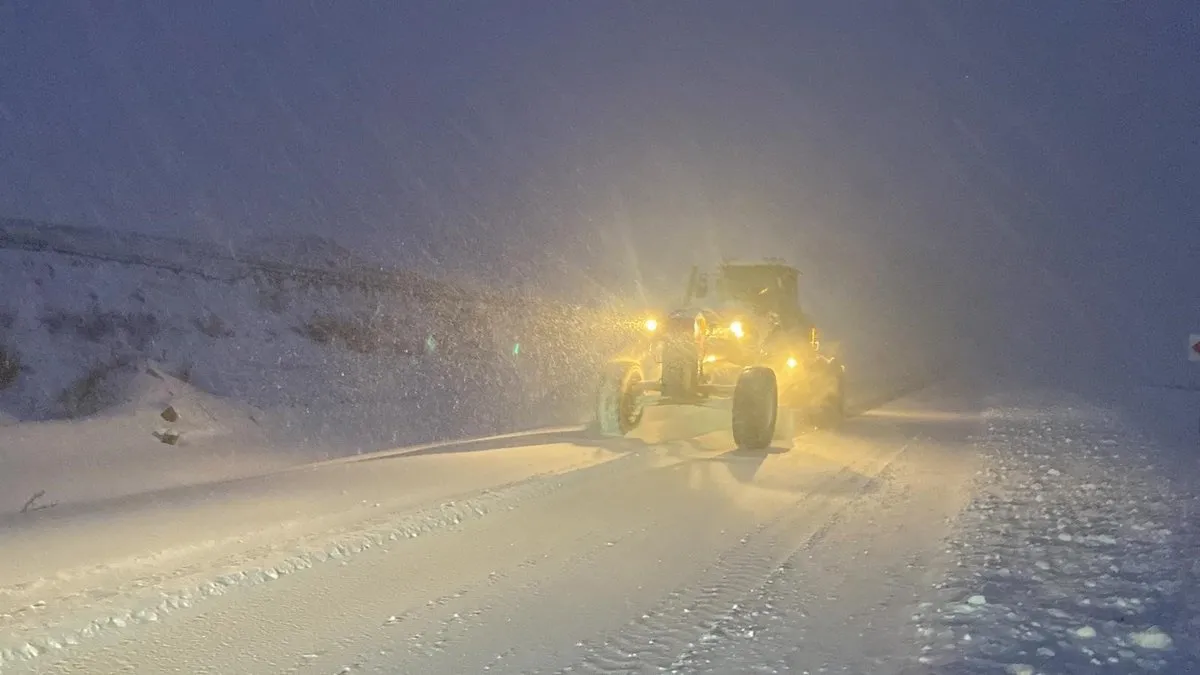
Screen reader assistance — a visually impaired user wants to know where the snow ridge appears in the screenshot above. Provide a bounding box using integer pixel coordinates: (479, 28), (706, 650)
(909, 393), (1199, 673)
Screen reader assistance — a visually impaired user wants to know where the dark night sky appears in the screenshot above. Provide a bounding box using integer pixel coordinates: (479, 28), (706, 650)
(1, 2), (1196, 386)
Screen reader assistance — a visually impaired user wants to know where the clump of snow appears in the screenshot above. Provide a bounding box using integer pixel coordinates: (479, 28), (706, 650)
(908, 391), (1200, 673)
(1131, 626), (1174, 650)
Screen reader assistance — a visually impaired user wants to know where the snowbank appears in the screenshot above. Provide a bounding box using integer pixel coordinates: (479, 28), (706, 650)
(909, 390), (1200, 673)
(0, 364), (308, 512)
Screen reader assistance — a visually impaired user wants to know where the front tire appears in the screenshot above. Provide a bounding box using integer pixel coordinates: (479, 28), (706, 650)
(596, 360), (645, 436)
(732, 366), (778, 450)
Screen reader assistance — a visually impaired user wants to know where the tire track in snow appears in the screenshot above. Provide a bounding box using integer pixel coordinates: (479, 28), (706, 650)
(243, 429), (912, 675)
(552, 440), (912, 675)
(343, 519), (656, 666)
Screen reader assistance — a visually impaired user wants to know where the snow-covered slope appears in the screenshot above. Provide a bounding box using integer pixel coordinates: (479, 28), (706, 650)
(0, 223), (645, 509)
(1, 218), (379, 278)
(235, 233), (376, 271)
(0, 244), (443, 424)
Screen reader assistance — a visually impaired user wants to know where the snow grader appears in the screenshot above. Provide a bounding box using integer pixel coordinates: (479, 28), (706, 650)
(595, 259), (845, 450)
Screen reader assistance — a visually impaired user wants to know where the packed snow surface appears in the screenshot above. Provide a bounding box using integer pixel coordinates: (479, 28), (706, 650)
(1, 374), (1197, 674)
(0, 387), (984, 674)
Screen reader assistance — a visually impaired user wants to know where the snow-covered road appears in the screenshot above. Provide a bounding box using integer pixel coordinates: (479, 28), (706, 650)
(0, 385), (978, 674)
(3, 382), (1197, 674)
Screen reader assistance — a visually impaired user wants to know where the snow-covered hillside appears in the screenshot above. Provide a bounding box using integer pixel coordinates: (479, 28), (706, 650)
(0, 244), (544, 433)
(0, 218), (379, 275)
(0, 224), (648, 508)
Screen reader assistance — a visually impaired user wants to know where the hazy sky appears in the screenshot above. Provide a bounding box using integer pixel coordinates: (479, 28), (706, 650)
(1, 2), (1196, 385)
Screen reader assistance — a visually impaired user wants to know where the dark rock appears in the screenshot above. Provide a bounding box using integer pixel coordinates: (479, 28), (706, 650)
(153, 428), (182, 445)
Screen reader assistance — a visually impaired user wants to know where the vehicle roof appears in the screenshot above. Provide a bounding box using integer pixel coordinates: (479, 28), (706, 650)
(718, 257), (800, 272)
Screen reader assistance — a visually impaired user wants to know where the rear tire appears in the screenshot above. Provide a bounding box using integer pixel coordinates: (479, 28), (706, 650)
(596, 360), (645, 436)
(732, 366), (778, 450)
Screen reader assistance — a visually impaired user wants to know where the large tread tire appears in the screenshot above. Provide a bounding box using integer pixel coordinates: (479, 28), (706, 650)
(596, 360), (645, 436)
(661, 339), (699, 400)
(732, 366), (779, 450)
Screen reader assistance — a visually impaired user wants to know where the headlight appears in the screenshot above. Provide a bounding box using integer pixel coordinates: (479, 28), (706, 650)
(786, 356), (798, 369)
(644, 318), (658, 332)
(729, 320), (745, 339)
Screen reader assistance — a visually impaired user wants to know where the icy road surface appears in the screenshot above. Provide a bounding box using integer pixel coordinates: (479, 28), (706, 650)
(7, 384), (1195, 674)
